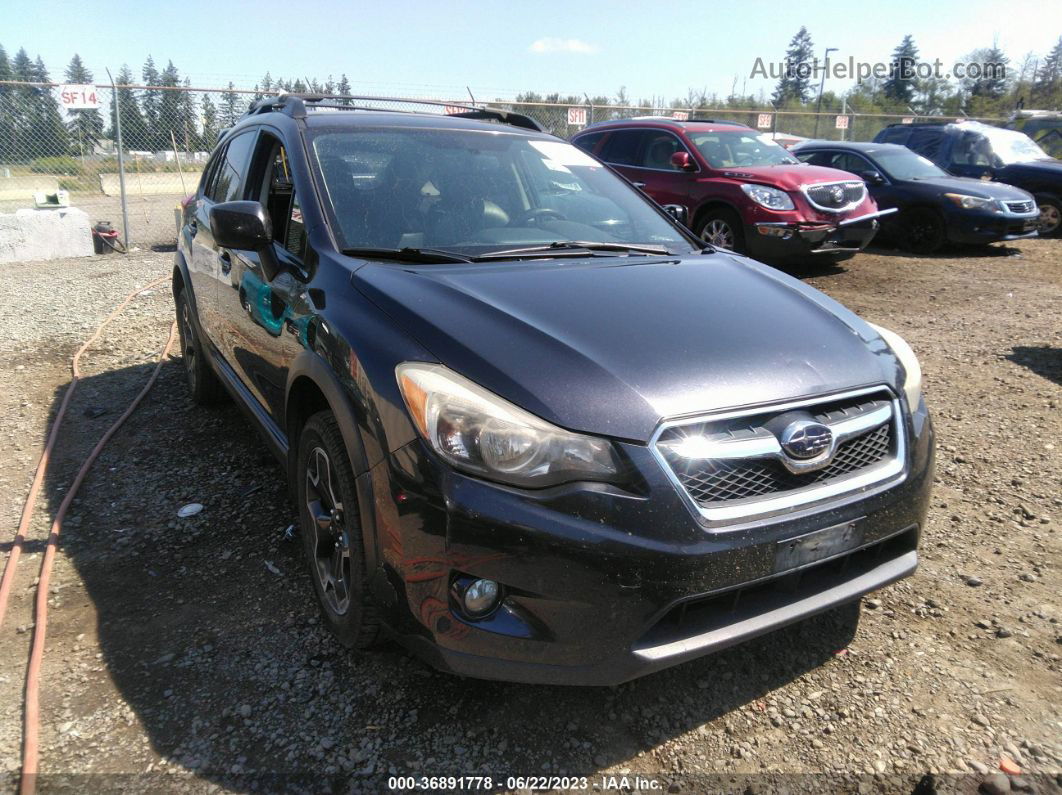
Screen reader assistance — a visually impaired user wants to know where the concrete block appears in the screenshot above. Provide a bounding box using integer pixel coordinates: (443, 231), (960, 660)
(0, 175), (60, 202)
(0, 207), (94, 264)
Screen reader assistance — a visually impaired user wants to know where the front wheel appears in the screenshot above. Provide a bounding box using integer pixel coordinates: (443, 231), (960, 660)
(297, 410), (380, 649)
(695, 208), (747, 254)
(901, 208), (946, 254)
(175, 288), (225, 405)
(1034, 194), (1062, 237)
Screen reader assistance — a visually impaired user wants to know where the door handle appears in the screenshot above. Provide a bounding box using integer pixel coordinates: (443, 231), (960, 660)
(632, 181), (647, 189)
(188, 219), (197, 237)
(219, 251), (232, 275)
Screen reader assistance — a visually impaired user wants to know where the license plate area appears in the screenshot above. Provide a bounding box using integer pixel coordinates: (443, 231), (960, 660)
(774, 519), (864, 573)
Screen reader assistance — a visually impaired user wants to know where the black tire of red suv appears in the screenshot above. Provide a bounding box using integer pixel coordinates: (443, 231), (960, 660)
(175, 287), (226, 405)
(902, 207), (946, 254)
(1034, 194), (1062, 237)
(696, 208), (747, 254)
(297, 410), (381, 650)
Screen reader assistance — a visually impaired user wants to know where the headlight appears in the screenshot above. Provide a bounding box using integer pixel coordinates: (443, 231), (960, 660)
(740, 183), (795, 211)
(869, 323), (923, 410)
(396, 362), (620, 488)
(943, 193), (996, 211)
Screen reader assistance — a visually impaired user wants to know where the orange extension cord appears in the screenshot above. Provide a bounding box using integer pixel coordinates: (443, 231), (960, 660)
(0, 275), (176, 794)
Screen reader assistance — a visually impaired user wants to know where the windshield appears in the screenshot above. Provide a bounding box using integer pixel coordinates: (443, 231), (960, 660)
(689, 131), (799, 168)
(979, 128), (1051, 164)
(308, 127), (694, 256)
(872, 148), (948, 180)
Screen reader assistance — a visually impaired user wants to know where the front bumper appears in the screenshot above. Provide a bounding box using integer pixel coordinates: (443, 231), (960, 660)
(945, 209), (1040, 244)
(746, 208), (896, 261)
(370, 399), (934, 686)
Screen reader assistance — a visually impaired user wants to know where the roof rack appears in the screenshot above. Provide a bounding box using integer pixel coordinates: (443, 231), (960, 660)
(241, 94), (547, 132)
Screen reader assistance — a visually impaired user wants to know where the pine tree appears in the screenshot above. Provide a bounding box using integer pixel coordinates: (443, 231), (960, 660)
(772, 27), (816, 105)
(1032, 37), (1062, 105)
(11, 52), (69, 158)
(154, 60), (182, 150)
(0, 44), (14, 162)
(140, 55), (161, 147)
(336, 74), (352, 105)
(109, 64), (150, 153)
(201, 93), (220, 149)
(220, 82), (241, 127)
(177, 77), (199, 151)
(64, 54), (104, 156)
(967, 46), (1010, 100)
(883, 35), (919, 106)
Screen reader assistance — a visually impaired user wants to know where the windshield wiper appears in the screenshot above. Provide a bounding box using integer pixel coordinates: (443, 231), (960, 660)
(475, 241), (673, 259)
(341, 247), (473, 264)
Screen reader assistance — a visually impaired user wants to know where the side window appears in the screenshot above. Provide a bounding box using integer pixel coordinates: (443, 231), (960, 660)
(796, 150), (835, 167)
(600, 130), (647, 166)
(906, 129), (943, 161)
(253, 137), (307, 261)
(951, 132), (993, 167)
(830, 152), (873, 175)
(639, 133), (683, 170)
(212, 131), (257, 204)
(202, 145), (230, 202)
(877, 127), (911, 145)
(572, 132), (605, 155)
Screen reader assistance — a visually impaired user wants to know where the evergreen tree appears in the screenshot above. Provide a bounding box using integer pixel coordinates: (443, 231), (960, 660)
(337, 74), (352, 105)
(220, 81), (241, 127)
(966, 46), (1010, 101)
(154, 59), (182, 149)
(10, 51), (69, 158)
(108, 64), (150, 152)
(1032, 37), (1062, 105)
(0, 44), (14, 162)
(64, 54), (104, 156)
(140, 55), (161, 145)
(772, 27), (816, 105)
(200, 93), (220, 149)
(883, 35), (919, 106)
(177, 77), (199, 151)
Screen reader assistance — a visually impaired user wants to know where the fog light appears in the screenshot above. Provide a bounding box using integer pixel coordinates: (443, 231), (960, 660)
(462, 579), (501, 617)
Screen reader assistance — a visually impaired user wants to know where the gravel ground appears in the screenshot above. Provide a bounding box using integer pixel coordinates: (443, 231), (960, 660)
(0, 241), (1059, 794)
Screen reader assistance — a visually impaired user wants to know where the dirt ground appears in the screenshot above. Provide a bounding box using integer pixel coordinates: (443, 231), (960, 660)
(0, 240), (1059, 794)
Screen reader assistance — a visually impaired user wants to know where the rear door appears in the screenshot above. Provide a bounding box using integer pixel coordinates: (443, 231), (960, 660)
(600, 128), (692, 210)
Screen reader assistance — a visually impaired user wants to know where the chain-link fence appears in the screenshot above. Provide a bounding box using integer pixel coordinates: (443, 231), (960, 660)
(0, 79), (1010, 250)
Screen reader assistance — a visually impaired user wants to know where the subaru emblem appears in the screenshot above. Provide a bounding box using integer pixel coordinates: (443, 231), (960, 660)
(780, 420), (833, 460)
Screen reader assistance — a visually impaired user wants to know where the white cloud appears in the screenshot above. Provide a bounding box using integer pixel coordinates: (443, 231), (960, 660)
(528, 37), (600, 55)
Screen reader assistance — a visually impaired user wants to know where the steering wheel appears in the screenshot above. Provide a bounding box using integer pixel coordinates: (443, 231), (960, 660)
(516, 208), (566, 226)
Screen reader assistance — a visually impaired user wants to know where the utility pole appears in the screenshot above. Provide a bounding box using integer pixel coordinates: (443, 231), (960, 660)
(813, 47), (838, 139)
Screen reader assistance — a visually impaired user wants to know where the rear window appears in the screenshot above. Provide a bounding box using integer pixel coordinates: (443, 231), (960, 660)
(600, 130), (647, 166)
(906, 129), (944, 160)
(572, 132), (605, 155)
(876, 127), (911, 145)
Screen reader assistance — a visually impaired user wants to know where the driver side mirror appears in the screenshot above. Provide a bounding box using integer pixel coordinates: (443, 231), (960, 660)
(860, 170), (885, 186)
(670, 151), (696, 171)
(209, 200), (281, 281)
(662, 204), (688, 225)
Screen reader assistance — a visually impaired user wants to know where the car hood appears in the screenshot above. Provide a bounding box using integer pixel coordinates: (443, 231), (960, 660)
(352, 252), (900, 443)
(997, 158), (1062, 181)
(906, 175), (1035, 200)
(717, 163), (863, 192)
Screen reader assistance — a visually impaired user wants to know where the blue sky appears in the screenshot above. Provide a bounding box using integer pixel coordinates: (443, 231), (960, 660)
(4, 0), (1058, 102)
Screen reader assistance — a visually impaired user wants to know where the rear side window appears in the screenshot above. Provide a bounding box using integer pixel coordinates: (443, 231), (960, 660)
(210, 131), (257, 203)
(572, 132), (605, 154)
(639, 132), (684, 170)
(906, 129), (944, 161)
(600, 130), (647, 166)
(876, 127), (911, 145)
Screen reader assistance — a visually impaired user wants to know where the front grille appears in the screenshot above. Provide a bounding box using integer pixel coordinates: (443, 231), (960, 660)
(1005, 199), (1035, 214)
(803, 181), (866, 212)
(654, 389), (903, 520)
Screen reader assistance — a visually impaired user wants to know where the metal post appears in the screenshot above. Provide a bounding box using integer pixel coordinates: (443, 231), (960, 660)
(841, 97), (848, 142)
(813, 47), (838, 139)
(106, 68), (130, 249)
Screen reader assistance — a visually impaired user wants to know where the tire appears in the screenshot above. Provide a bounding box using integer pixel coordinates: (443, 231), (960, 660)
(297, 410), (380, 649)
(175, 287), (226, 405)
(901, 207), (946, 254)
(695, 208), (747, 254)
(1034, 194), (1062, 238)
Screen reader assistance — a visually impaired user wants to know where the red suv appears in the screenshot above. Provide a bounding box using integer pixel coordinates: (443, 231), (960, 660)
(572, 118), (895, 262)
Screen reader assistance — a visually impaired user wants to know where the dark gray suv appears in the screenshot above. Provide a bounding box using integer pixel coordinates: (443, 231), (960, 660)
(173, 95), (935, 685)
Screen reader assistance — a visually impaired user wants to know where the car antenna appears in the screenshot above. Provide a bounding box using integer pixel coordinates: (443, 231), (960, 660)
(466, 87), (477, 108)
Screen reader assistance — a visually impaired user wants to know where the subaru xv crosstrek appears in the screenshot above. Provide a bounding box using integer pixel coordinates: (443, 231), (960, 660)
(571, 118), (896, 262)
(173, 95), (934, 685)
